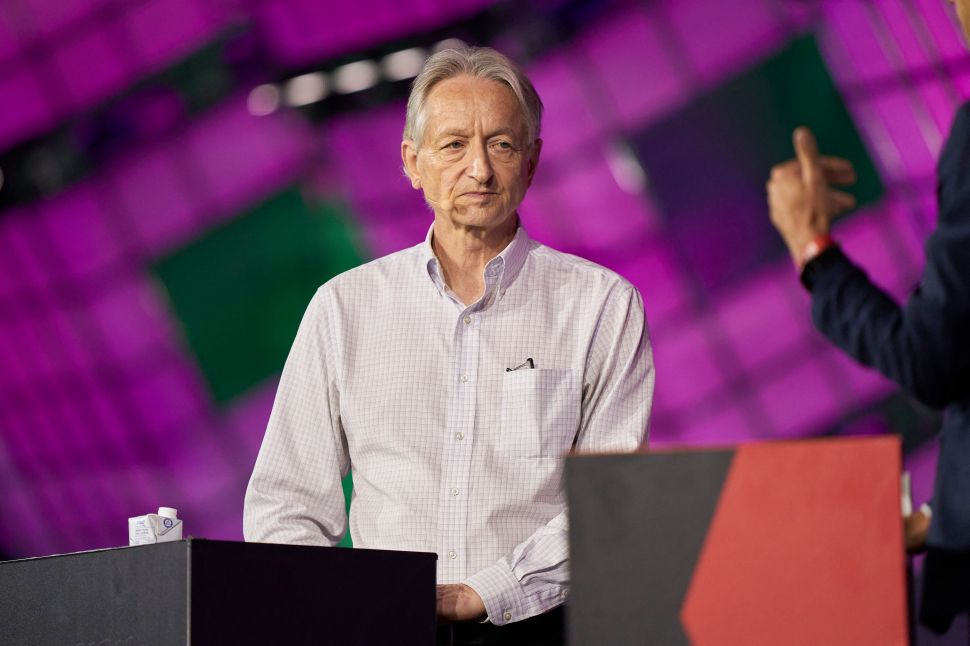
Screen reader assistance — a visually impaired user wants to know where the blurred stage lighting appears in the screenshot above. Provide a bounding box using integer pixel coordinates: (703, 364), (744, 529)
(381, 48), (427, 82)
(284, 72), (329, 107)
(605, 141), (647, 195)
(333, 60), (380, 94)
(247, 84), (281, 116)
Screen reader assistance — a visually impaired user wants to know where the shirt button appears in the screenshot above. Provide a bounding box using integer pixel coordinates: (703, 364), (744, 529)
(455, 432), (464, 441)
(459, 374), (468, 383)
(503, 611), (512, 621)
(448, 550), (457, 559)
(463, 316), (472, 325)
(451, 487), (460, 496)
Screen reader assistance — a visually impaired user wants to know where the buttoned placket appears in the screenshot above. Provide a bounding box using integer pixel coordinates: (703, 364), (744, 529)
(436, 258), (505, 583)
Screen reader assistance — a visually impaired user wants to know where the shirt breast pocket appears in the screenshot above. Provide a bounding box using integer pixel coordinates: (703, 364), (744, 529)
(500, 369), (581, 459)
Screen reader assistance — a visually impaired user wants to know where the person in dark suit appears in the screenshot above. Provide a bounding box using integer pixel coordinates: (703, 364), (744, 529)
(765, 59), (970, 633)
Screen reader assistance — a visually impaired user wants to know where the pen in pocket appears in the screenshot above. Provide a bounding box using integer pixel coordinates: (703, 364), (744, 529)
(506, 358), (535, 371)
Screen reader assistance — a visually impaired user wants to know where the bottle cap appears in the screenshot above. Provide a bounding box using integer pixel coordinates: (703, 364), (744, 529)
(158, 507), (178, 518)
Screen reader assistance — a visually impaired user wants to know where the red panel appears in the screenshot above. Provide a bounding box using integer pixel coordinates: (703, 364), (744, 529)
(681, 436), (908, 646)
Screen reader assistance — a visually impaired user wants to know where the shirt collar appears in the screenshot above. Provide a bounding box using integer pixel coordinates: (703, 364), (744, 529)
(422, 226), (444, 292)
(423, 221), (532, 298)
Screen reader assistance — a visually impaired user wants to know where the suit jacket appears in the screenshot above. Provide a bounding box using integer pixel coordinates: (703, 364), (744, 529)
(809, 101), (970, 552)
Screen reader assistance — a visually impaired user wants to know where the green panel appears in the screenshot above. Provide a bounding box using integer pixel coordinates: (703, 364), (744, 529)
(637, 33), (883, 212)
(758, 34), (883, 207)
(338, 472), (354, 548)
(632, 33), (883, 290)
(153, 188), (367, 404)
(156, 39), (235, 115)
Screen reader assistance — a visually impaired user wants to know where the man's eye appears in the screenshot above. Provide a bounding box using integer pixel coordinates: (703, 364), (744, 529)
(446, 141), (464, 150)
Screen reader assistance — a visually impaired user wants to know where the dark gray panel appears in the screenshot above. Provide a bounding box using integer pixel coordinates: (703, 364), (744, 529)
(566, 451), (734, 646)
(0, 542), (187, 646)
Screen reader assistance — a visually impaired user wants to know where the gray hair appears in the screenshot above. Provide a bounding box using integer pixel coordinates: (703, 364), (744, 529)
(403, 44), (543, 150)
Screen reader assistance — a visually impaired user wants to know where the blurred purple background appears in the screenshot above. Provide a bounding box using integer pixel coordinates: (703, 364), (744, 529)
(0, 0), (961, 587)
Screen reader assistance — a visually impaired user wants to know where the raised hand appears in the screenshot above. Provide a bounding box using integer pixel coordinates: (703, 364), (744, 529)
(767, 127), (858, 265)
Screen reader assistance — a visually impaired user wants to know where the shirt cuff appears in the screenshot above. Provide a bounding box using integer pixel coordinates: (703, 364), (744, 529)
(463, 563), (528, 626)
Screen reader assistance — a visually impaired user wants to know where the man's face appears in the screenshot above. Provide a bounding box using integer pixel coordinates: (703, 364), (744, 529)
(402, 75), (540, 234)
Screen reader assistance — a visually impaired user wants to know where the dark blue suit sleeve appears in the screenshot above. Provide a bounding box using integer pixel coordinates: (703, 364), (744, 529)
(810, 104), (970, 409)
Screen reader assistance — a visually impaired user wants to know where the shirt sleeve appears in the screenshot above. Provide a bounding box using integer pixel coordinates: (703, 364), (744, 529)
(243, 288), (350, 545)
(463, 283), (655, 624)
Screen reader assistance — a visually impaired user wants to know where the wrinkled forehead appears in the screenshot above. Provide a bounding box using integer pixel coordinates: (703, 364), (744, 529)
(422, 76), (527, 140)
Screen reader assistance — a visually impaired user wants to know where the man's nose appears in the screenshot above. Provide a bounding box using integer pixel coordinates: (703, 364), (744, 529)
(467, 140), (493, 183)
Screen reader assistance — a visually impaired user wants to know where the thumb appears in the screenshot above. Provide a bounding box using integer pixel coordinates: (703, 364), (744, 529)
(793, 126), (822, 187)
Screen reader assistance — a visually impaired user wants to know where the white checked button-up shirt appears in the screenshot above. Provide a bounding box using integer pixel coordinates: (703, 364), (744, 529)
(244, 225), (654, 624)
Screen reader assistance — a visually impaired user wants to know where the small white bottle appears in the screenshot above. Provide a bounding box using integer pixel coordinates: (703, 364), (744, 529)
(128, 507), (184, 545)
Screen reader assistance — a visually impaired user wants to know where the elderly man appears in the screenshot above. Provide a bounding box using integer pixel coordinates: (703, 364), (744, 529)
(766, 0), (970, 633)
(244, 45), (654, 644)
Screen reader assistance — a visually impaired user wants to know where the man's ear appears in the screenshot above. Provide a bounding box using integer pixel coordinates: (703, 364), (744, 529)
(527, 138), (543, 186)
(401, 139), (421, 189)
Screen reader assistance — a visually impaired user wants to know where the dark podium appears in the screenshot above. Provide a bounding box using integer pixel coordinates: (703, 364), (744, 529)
(0, 538), (437, 645)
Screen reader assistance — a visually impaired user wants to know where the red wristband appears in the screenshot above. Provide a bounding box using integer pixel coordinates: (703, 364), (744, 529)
(798, 234), (836, 271)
